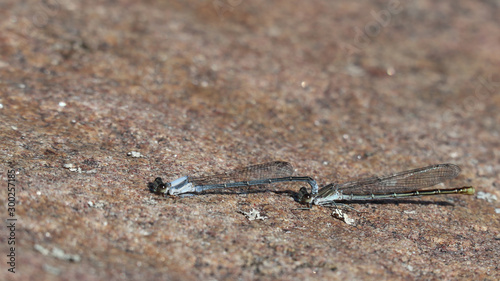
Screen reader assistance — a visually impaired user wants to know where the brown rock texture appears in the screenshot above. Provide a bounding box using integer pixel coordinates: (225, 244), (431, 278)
(0, 0), (498, 280)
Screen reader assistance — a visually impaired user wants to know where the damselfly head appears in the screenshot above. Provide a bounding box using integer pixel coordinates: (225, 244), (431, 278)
(298, 187), (313, 204)
(148, 177), (168, 194)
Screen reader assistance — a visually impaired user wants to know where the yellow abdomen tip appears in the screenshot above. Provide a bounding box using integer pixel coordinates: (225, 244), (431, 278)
(462, 186), (475, 195)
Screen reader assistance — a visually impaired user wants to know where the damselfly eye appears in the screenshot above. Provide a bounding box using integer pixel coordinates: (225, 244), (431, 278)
(298, 187), (312, 204)
(148, 177), (166, 193)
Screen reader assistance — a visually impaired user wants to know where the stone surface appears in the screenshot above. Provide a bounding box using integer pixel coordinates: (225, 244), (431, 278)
(0, 0), (499, 280)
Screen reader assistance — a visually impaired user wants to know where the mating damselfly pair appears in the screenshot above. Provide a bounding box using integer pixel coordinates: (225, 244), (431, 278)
(148, 161), (474, 208)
